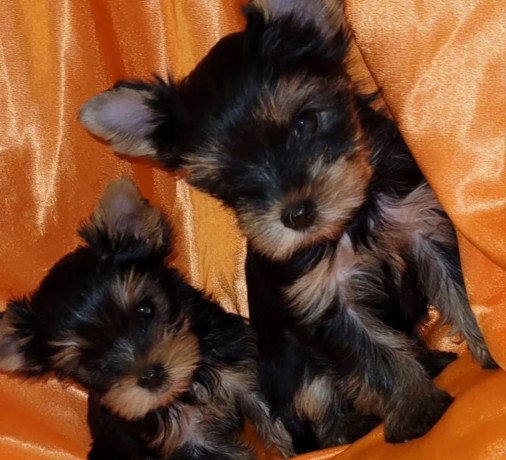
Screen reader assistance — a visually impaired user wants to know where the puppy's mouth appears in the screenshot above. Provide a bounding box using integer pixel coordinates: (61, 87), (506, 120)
(101, 328), (201, 420)
(239, 207), (347, 262)
(239, 192), (364, 262)
(100, 366), (193, 420)
(238, 154), (372, 261)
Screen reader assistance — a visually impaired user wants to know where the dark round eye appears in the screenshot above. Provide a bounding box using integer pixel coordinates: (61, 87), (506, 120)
(292, 110), (319, 139)
(137, 299), (155, 321)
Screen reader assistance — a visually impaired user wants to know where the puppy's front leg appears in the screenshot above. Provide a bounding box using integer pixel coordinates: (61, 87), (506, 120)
(306, 307), (453, 443)
(185, 442), (256, 460)
(87, 393), (155, 460)
(414, 229), (497, 369)
(218, 361), (295, 458)
(238, 389), (295, 458)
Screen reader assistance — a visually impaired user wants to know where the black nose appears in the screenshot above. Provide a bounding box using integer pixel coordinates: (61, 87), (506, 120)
(281, 199), (317, 230)
(138, 364), (167, 391)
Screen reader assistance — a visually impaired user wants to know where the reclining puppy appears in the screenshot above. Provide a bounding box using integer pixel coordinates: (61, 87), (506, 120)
(79, 0), (497, 453)
(0, 177), (294, 460)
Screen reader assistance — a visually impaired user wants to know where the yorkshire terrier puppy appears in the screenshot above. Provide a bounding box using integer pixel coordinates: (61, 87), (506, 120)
(79, 0), (497, 453)
(0, 177), (294, 460)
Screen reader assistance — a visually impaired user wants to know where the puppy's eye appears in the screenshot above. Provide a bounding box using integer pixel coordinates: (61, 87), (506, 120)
(292, 110), (319, 139)
(137, 299), (155, 321)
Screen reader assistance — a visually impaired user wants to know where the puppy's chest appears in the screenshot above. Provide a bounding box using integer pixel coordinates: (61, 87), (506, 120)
(151, 393), (239, 455)
(283, 186), (443, 320)
(283, 234), (378, 322)
(376, 186), (445, 246)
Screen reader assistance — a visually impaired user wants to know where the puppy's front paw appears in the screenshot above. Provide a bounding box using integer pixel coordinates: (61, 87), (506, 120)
(384, 388), (453, 444)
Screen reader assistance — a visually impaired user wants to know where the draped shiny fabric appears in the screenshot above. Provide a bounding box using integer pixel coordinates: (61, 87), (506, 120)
(0, 1), (504, 459)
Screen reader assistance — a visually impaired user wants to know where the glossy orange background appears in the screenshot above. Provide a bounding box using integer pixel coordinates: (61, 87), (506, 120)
(0, 1), (504, 459)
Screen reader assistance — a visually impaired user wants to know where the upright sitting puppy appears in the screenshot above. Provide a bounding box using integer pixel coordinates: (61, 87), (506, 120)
(79, 0), (497, 452)
(0, 178), (294, 460)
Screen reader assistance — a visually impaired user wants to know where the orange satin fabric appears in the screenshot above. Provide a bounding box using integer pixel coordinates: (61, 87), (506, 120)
(0, 1), (504, 460)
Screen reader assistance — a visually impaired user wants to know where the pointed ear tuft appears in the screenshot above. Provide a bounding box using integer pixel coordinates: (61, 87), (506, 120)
(0, 299), (38, 374)
(248, 0), (345, 35)
(80, 82), (158, 157)
(79, 177), (172, 260)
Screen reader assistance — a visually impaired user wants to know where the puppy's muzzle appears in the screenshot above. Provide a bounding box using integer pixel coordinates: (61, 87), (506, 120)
(281, 199), (317, 231)
(138, 363), (167, 391)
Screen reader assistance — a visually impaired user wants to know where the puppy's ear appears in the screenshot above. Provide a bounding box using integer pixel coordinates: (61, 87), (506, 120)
(79, 177), (172, 260)
(248, 0), (345, 35)
(0, 299), (42, 375)
(79, 78), (186, 166)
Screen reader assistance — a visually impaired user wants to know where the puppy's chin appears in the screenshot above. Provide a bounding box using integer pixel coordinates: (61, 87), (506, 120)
(238, 190), (369, 262)
(241, 216), (341, 262)
(101, 380), (181, 420)
(235, 154), (372, 261)
(101, 328), (201, 420)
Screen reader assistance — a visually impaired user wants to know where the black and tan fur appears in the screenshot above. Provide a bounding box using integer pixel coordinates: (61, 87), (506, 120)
(0, 178), (294, 460)
(79, 0), (497, 453)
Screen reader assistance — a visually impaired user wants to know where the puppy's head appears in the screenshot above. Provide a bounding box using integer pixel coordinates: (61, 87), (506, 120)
(80, 0), (372, 261)
(0, 178), (200, 420)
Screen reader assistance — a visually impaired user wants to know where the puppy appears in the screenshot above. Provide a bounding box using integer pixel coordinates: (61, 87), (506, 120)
(79, 0), (497, 452)
(0, 177), (294, 460)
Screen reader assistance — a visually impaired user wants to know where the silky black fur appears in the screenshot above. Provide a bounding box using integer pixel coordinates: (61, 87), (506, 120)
(79, 0), (496, 453)
(0, 178), (294, 460)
